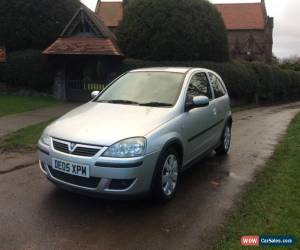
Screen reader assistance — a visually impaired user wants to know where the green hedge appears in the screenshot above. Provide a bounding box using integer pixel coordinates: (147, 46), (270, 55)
(119, 59), (300, 103)
(287, 70), (300, 100)
(0, 50), (53, 91)
(117, 0), (228, 61)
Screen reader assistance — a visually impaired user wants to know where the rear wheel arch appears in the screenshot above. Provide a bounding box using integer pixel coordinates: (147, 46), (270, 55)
(226, 115), (233, 127)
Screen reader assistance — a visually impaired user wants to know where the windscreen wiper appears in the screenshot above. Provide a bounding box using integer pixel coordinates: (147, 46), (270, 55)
(97, 99), (140, 105)
(139, 102), (173, 107)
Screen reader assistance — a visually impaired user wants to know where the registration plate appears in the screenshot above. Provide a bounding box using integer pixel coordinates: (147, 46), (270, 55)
(52, 158), (90, 178)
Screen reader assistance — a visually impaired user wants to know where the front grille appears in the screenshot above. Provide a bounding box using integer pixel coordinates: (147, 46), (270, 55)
(48, 166), (100, 188)
(73, 147), (99, 157)
(52, 139), (101, 157)
(53, 140), (69, 153)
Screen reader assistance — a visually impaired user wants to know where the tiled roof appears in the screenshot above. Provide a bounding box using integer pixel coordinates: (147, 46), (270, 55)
(215, 3), (266, 30)
(43, 37), (123, 56)
(95, 2), (267, 31)
(61, 5), (118, 41)
(43, 5), (122, 56)
(95, 2), (123, 27)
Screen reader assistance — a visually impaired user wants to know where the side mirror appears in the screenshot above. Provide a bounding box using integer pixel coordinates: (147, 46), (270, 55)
(91, 91), (100, 99)
(186, 96), (209, 111)
(193, 96), (209, 107)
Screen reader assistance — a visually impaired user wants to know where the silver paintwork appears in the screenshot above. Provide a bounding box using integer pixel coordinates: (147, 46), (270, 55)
(38, 67), (232, 197)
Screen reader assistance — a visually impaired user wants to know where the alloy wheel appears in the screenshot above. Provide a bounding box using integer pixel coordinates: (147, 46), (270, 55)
(161, 154), (178, 196)
(224, 125), (231, 151)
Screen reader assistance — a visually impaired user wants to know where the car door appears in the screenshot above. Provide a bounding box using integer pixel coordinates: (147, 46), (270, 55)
(208, 72), (228, 140)
(183, 71), (217, 162)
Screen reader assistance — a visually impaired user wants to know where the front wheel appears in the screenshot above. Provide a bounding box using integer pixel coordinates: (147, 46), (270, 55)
(216, 123), (231, 155)
(152, 148), (180, 203)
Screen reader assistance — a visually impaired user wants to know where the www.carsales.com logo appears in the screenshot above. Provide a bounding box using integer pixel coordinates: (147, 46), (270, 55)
(241, 236), (260, 246)
(241, 235), (295, 247)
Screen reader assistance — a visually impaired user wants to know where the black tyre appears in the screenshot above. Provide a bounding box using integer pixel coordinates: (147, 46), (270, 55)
(216, 123), (231, 155)
(151, 148), (180, 203)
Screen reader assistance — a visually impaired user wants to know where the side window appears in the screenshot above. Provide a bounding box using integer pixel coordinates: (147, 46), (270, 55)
(209, 73), (226, 98)
(186, 73), (212, 103)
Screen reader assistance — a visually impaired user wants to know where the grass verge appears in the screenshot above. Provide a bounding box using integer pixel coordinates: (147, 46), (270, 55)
(217, 113), (300, 249)
(232, 104), (258, 113)
(0, 120), (53, 152)
(0, 95), (62, 117)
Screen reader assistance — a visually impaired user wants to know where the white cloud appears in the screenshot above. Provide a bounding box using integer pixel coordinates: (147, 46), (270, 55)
(81, 0), (300, 58)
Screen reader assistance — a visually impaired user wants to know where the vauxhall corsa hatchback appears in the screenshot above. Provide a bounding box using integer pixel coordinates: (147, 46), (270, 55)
(38, 68), (232, 202)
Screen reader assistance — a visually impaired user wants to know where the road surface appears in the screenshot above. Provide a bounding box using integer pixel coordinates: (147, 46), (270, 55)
(0, 103), (299, 250)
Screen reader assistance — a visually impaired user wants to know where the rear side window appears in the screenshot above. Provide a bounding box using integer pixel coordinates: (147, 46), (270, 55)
(208, 73), (226, 98)
(187, 72), (212, 101)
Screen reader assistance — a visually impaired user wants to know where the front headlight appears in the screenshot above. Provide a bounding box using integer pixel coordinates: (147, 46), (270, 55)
(103, 137), (146, 158)
(40, 133), (50, 146)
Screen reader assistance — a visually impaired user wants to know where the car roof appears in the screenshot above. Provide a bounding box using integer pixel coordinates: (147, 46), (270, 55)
(130, 67), (199, 74)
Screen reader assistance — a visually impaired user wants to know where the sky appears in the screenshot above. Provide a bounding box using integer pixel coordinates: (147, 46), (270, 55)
(81, 0), (300, 59)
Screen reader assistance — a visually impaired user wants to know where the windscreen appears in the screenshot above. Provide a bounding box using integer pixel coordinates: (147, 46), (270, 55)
(96, 71), (185, 106)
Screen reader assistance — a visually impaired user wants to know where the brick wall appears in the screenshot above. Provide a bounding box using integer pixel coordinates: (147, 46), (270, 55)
(227, 17), (273, 64)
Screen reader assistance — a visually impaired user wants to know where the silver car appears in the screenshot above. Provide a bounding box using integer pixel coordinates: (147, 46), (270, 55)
(38, 67), (232, 202)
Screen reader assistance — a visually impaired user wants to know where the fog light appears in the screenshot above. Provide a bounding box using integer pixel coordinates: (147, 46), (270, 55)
(109, 179), (135, 190)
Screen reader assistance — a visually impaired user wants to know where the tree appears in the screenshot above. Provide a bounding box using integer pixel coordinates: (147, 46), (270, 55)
(0, 0), (81, 51)
(279, 55), (300, 71)
(116, 0), (229, 62)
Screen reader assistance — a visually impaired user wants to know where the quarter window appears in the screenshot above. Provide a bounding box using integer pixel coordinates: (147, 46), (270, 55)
(186, 73), (212, 103)
(209, 73), (226, 98)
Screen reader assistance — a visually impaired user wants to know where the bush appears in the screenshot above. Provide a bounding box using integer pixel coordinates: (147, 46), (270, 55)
(117, 0), (228, 62)
(119, 58), (300, 104)
(250, 63), (292, 103)
(250, 63), (274, 102)
(279, 57), (300, 72)
(287, 70), (300, 100)
(0, 50), (53, 91)
(0, 0), (81, 51)
(272, 66), (291, 101)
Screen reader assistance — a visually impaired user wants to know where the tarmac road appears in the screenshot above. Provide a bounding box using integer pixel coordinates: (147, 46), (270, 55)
(1, 103), (299, 250)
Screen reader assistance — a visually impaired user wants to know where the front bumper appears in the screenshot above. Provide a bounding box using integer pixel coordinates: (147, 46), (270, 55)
(37, 142), (160, 198)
